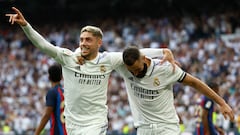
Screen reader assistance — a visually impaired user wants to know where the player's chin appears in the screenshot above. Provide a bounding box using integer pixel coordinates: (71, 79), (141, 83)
(81, 53), (90, 59)
(81, 51), (89, 56)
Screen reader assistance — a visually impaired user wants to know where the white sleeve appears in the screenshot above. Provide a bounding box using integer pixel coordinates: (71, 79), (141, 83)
(109, 52), (123, 69)
(21, 23), (58, 58)
(139, 48), (164, 58)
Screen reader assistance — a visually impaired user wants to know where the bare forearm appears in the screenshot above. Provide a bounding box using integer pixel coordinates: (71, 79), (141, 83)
(35, 115), (50, 135)
(202, 117), (210, 134)
(202, 109), (210, 135)
(183, 74), (225, 106)
(183, 71), (234, 121)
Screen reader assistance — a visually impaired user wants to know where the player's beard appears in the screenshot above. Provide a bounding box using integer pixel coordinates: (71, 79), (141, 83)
(135, 63), (147, 78)
(81, 52), (89, 59)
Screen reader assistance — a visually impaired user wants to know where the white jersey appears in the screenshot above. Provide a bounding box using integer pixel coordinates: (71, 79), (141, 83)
(115, 58), (186, 127)
(21, 24), (121, 125)
(56, 50), (123, 125)
(21, 24), (164, 126)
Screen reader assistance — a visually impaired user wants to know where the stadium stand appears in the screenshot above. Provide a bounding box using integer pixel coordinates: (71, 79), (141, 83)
(1, 0), (240, 134)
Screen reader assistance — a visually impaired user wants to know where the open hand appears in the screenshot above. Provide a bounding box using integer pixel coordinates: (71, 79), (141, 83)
(160, 48), (181, 72)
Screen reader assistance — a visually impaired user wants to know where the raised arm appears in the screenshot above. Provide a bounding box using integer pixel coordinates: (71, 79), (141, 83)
(6, 7), (58, 58)
(162, 48), (181, 67)
(140, 48), (180, 72)
(182, 73), (235, 122)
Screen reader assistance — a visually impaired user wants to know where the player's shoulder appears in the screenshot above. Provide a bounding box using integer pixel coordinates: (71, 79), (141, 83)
(98, 51), (123, 66)
(152, 58), (171, 67)
(102, 51), (122, 55)
(48, 86), (59, 94)
(152, 58), (161, 64)
(99, 51), (122, 59)
(58, 47), (75, 56)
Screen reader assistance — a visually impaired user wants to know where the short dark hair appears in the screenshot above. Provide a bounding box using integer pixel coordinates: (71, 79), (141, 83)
(48, 63), (62, 82)
(123, 46), (141, 66)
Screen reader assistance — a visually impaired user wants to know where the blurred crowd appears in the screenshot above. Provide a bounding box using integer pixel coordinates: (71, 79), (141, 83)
(1, 10), (240, 135)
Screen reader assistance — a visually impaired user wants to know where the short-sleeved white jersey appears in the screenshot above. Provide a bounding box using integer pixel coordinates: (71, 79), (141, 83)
(115, 57), (186, 127)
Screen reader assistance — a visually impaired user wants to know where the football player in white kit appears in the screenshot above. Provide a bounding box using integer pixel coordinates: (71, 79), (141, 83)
(115, 46), (234, 135)
(6, 7), (177, 135)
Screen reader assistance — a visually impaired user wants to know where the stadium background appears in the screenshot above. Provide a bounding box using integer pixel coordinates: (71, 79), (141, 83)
(1, 0), (240, 134)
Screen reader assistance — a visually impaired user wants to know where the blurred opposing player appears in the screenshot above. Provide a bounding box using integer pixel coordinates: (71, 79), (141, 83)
(195, 82), (224, 135)
(34, 64), (67, 135)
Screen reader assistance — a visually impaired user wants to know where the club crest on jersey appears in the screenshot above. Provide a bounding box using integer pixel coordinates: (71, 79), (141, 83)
(153, 78), (160, 86)
(100, 65), (106, 73)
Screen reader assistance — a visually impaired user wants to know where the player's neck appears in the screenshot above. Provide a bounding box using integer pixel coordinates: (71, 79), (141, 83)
(51, 82), (61, 87)
(83, 52), (99, 61)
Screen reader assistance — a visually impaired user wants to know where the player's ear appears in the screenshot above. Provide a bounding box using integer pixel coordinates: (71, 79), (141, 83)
(142, 55), (146, 61)
(97, 38), (102, 47)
